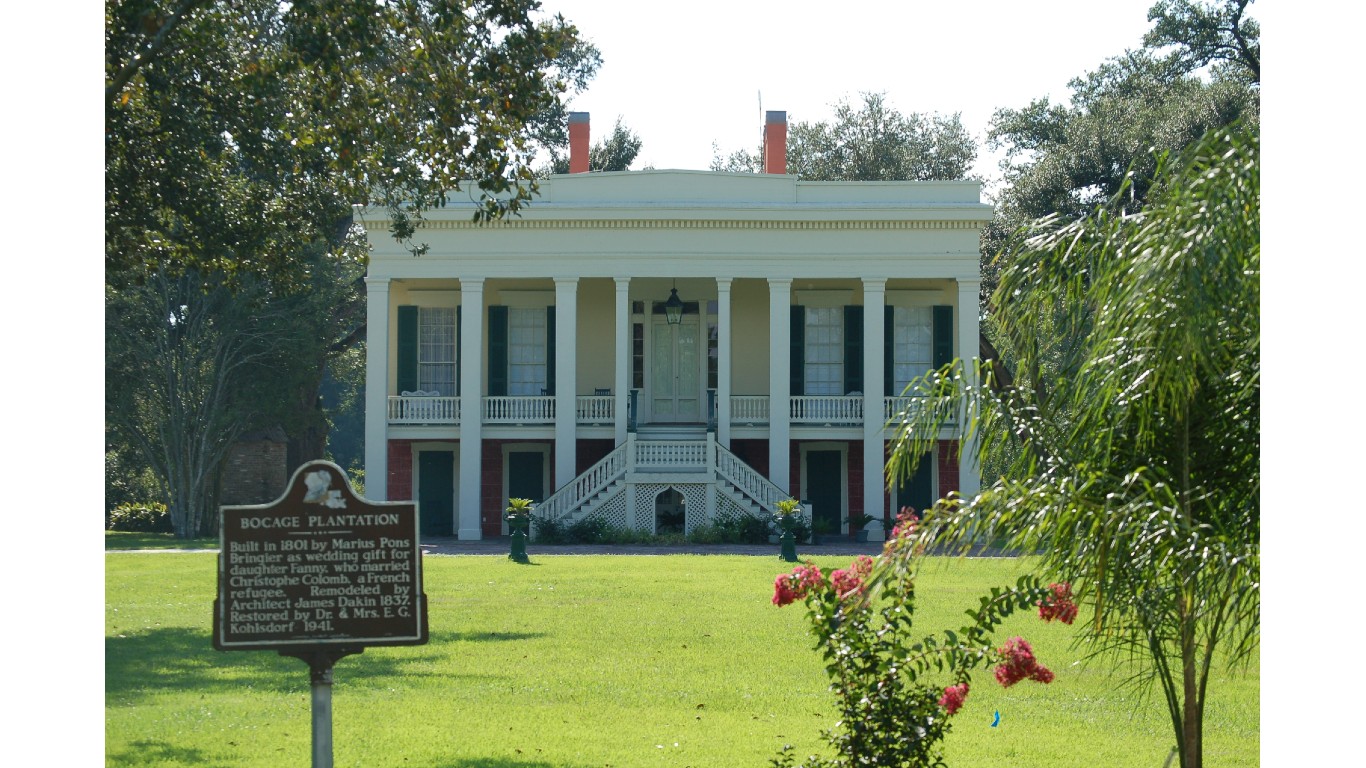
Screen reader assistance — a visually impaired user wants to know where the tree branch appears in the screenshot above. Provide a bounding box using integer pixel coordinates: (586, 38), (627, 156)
(106, 0), (208, 103)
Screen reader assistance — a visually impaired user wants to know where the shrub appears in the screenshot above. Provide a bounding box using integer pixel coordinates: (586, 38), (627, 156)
(108, 501), (173, 533)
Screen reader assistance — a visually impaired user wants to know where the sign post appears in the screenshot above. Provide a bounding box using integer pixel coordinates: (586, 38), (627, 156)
(214, 460), (427, 767)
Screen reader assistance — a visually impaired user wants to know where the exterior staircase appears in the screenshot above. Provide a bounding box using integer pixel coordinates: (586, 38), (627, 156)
(534, 431), (789, 534)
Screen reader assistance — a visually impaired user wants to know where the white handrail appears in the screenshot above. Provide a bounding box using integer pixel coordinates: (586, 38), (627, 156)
(730, 396), (769, 423)
(483, 396), (555, 423)
(714, 441), (787, 515)
(387, 396), (460, 424)
(576, 396), (614, 424)
(634, 440), (707, 469)
(535, 439), (629, 522)
(790, 396), (863, 424)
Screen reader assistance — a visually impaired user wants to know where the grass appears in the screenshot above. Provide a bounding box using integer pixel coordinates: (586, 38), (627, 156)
(106, 552), (1258, 767)
(106, 531), (218, 550)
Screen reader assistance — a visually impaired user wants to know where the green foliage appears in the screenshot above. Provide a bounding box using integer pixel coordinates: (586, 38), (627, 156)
(543, 116), (644, 174)
(1145, 0), (1260, 82)
(889, 123), (1259, 768)
(107, 502), (173, 533)
(688, 514), (773, 545)
(105, 0), (601, 285)
(773, 548), (1062, 768)
(711, 93), (976, 182)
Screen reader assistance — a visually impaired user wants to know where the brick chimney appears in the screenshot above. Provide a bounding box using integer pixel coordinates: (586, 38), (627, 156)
(762, 110), (786, 174)
(569, 111), (590, 173)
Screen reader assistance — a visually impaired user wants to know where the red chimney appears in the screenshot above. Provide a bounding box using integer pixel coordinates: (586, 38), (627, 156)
(763, 110), (786, 174)
(569, 112), (590, 173)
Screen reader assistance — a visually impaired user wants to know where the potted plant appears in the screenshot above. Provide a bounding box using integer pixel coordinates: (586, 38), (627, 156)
(843, 511), (880, 542)
(506, 497), (533, 563)
(774, 498), (803, 562)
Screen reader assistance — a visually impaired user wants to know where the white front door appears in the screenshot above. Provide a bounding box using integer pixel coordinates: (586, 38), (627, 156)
(650, 316), (701, 422)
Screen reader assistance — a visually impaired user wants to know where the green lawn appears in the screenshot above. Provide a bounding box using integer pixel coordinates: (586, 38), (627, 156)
(106, 553), (1258, 767)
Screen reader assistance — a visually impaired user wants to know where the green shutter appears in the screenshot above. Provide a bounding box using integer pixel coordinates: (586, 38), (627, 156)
(932, 305), (954, 370)
(455, 305), (462, 390)
(884, 305), (895, 395)
(790, 305), (805, 397)
(843, 305), (862, 394)
(545, 306), (556, 396)
(488, 305), (508, 396)
(397, 305), (418, 393)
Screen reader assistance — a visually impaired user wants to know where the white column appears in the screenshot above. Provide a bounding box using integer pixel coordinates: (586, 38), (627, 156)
(768, 278), (792, 495)
(957, 278), (982, 500)
(614, 277), (631, 445)
(554, 278), (579, 489)
(363, 277), (391, 501)
(716, 277), (733, 449)
(862, 278), (887, 540)
(458, 278), (485, 539)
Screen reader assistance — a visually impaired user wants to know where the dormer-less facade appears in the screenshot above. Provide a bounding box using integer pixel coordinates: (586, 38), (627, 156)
(362, 112), (990, 540)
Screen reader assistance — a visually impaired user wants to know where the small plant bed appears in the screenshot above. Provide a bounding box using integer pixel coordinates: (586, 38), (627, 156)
(531, 514), (775, 546)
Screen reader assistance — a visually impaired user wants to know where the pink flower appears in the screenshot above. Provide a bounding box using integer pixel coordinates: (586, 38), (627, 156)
(889, 507), (920, 539)
(773, 563), (824, 606)
(993, 636), (1053, 688)
(938, 683), (969, 716)
(830, 556), (874, 600)
(1038, 582), (1078, 624)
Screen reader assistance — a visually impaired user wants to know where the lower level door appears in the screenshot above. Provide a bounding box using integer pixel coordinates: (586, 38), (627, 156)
(417, 451), (455, 537)
(806, 450), (843, 537)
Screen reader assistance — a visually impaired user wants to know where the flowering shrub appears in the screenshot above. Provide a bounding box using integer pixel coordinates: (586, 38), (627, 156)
(1038, 581), (1079, 624)
(937, 683), (969, 716)
(770, 517), (1079, 768)
(993, 636), (1055, 687)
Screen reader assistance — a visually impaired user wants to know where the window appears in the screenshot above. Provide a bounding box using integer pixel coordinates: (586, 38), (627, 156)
(632, 322), (645, 389)
(418, 307), (455, 395)
(804, 307), (844, 395)
(893, 306), (933, 392)
(508, 307), (548, 395)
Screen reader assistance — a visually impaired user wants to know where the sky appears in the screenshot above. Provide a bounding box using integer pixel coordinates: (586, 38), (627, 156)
(537, 0), (1171, 193)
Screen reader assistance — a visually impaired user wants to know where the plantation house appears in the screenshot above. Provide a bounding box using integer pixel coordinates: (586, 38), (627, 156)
(361, 112), (990, 540)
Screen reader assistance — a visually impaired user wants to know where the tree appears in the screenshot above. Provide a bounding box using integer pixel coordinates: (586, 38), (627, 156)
(886, 123), (1259, 768)
(542, 116), (644, 174)
(1145, 0), (1260, 82)
(106, 0), (601, 284)
(709, 92), (976, 181)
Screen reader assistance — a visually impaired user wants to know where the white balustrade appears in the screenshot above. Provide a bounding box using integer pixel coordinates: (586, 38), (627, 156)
(884, 396), (955, 425)
(483, 396), (555, 423)
(536, 441), (629, 521)
(714, 442), (786, 514)
(387, 396), (460, 424)
(730, 396), (770, 423)
(790, 396), (863, 424)
(576, 396), (614, 424)
(633, 440), (707, 469)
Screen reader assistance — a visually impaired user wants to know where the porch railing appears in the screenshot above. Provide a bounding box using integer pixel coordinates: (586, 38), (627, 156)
(483, 396), (555, 423)
(790, 396), (863, 424)
(715, 440), (788, 516)
(536, 440), (630, 522)
(576, 395), (614, 424)
(387, 395), (459, 424)
(730, 396), (770, 424)
(633, 440), (707, 470)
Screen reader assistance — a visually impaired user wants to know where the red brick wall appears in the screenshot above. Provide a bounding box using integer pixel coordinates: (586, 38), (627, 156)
(577, 440), (615, 474)
(479, 439), (555, 536)
(219, 440), (288, 506)
(387, 439), (414, 501)
(728, 439), (769, 477)
(937, 440), (960, 498)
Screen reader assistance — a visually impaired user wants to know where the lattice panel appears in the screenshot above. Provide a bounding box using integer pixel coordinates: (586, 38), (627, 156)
(634, 484), (668, 533)
(634, 483), (710, 534)
(679, 484), (708, 535)
(591, 488), (629, 531)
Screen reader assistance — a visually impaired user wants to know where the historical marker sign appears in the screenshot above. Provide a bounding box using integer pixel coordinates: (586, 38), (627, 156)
(214, 460), (428, 651)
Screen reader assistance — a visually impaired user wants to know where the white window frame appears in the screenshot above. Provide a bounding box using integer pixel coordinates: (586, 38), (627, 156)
(418, 307), (456, 396)
(508, 307), (548, 396)
(892, 306), (933, 394)
(804, 306), (844, 396)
